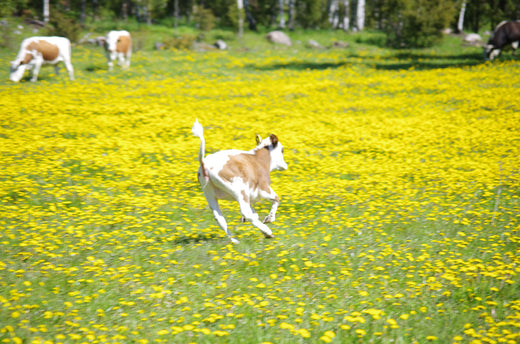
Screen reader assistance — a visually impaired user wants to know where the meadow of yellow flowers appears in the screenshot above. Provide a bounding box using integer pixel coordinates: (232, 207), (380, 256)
(0, 43), (519, 343)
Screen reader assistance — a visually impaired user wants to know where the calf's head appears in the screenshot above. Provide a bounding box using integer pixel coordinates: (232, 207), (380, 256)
(256, 134), (288, 172)
(9, 59), (29, 82)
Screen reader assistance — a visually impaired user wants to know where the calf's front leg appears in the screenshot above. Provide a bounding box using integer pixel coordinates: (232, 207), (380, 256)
(261, 188), (280, 224)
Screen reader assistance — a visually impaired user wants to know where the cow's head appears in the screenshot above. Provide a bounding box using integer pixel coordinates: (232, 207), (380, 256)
(484, 44), (500, 61)
(256, 134), (288, 172)
(9, 49), (35, 82)
(9, 60), (28, 82)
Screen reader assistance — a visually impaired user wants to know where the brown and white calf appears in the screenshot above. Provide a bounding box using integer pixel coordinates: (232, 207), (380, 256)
(99, 30), (132, 71)
(484, 20), (520, 60)
(192, 119), (288, 244)
(10, 36), (74, 82)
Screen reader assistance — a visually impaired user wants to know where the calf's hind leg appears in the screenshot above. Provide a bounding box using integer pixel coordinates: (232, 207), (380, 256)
(204, 192), (239, 244)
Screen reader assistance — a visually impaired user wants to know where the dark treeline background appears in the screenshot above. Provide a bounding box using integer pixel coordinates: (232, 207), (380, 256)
(1, 0), (519, 47)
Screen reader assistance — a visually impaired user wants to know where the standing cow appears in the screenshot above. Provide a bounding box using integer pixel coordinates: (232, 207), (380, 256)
(10, 36), (74, 82)
(484, 20), (520, 60)
(99, 30), (132, 71)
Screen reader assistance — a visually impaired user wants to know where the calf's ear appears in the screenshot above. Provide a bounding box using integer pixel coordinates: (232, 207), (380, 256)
(256, 134), (262, 145)
(269, 134), (279, 148)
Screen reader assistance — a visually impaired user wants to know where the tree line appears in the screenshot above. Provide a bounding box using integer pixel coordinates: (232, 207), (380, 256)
(2, 0), (519, 47)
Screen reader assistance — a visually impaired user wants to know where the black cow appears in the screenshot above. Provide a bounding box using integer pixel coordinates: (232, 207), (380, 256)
(484, 20), (520, 60)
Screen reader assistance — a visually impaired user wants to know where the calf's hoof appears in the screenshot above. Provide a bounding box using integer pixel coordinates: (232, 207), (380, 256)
(263, 215), (275, 223)
(230, 237), (240, 244)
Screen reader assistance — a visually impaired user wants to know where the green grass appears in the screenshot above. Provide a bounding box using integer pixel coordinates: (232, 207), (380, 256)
(0, 24), (519, 344)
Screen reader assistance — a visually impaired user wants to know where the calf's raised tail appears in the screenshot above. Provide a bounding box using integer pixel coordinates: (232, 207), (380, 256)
(192, 119), (209, 182)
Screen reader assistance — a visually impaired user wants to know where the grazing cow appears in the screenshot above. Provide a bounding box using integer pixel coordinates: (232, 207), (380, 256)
(484, 20), (520, 60)
(10, 36), (74, 82)
(99, 30), (132, 71)
(192, 119), (288, 244)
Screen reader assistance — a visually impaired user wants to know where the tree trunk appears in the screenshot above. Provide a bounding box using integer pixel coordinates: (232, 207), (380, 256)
(80, 0), (86, 24)
(457, 0), (467, 33)
(356, 0), (365, 31)
(243, 0), (257, 31)
(328, 0), (339, 29)
(237, 0), (244, 37)
(43, 0), (49, 22)
(287, 0), (295, 30)
(343, 0), (349, 31)
(147, 0), (152, 26)
(174, 0), (179, 31)
(122, 1), (128, 22)
(279, 0), (285, 28)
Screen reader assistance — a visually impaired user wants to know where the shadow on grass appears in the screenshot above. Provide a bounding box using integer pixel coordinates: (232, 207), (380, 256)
(85, 65), (106, 72)
(248, 51), (490, 72)
(169, 233), (224, 245)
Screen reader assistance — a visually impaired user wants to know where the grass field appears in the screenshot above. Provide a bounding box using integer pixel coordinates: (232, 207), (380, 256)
(0, 26), (519, 344)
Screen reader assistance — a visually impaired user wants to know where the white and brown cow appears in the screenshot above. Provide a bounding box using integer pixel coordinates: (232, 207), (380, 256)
(99, 30), (132, 71)
(192, 119), (288, 244)
(484, 20), (520, 60)
(10, 36), (74, 82)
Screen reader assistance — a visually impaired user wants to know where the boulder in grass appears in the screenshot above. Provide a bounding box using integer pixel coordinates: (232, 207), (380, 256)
(266, 31), (292, 46)
(214, 40), (227, 50)
(463, 33), (482, 45)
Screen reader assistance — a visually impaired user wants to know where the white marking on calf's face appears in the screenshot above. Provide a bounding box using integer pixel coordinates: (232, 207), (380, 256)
(9, 63), (27, 82)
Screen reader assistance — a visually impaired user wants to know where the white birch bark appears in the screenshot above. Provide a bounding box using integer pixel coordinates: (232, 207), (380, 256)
(457, 0), (467, 33)
(237, 0), (244, 37)
(356, 0), (365, 31)
(279, 0), (285, 28)
(43, 0), (49, 22)
(329, 0), (339, 28)
(343, 0), (349, 31)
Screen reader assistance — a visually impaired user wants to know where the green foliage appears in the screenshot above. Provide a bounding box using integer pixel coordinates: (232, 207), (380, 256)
(297, 0), (329, 29)
(43, 8), (82, 43)
(0, 0), (16, 17)
(197, 7), (216, 32)
(163, 33), (196, 49)
(384, 0), (457, 48)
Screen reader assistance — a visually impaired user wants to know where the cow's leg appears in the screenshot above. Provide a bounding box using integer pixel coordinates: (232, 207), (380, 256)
(204, 192), (239, 244)
(30, 62), (42, 82)
(259, 187), (280, 223)
(125, 52), (131, 68)
(63, 60), (74, 80)
(238, 199), (274, 239)
(241, 205), (256, 223)
(512, 41), (519, 55)
(108, 52), (116, 71)
(118, 53), (125, 67)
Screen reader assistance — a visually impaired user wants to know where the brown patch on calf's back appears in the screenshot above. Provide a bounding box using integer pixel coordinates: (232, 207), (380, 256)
(35, 40), (60, 61)
(218, 150), (272, 193)
(116, 35), (131, 54)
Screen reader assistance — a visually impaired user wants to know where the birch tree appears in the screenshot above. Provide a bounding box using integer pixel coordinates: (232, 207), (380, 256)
(328, 0), (339, 28)
(342, 0), (349, 31)
(287, 0), (295, 29)
(43, 0), (49, 22)
(237, 0), (244, 36)
(279, 0), (285, 28)
(356, 0), (365, 31)
(457, 0), (467, 33)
